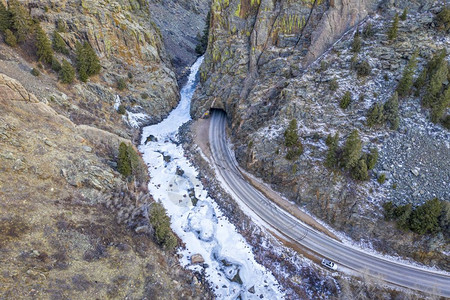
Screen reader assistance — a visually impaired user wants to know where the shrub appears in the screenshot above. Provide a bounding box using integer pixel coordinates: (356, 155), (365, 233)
(397, 51), (418, 97)
(383, 201), (395, 220)
(383, 92), (399, 130)
(329, 77), (339, 91)
(409, 198), (442, 235)
(351, 32), (361, 53)
(400, 8), (407, 21)
(355, 60), (371, 76)
(117, 78), (127, 91)
(56, 19), (66, 33)
(339, 91), (352, 109)
(52, 31), (69, 54)
(387, 13), (399, 41)
(362, 22), (374, 39)
(434, 7), (450, 32)
(31, 68), (40, 76)
(351, 158), (369, 181)
(35, 23), (54, 64)
(117, 104), (126, 115)
(442, 115), (450, 129)
(59, 59), (75, 84)
(342, 129), (362, 170)
(4, 28), (17, 47)
(141, 92), (149, 99)
(377, 173), (386, 184)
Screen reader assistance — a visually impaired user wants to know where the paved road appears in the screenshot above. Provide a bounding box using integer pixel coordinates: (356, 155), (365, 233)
(209, 110), (450, 297)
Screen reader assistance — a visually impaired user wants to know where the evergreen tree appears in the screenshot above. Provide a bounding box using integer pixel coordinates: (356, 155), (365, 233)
(366, 147), (378, 170)
(394, 204), (412, 231)
(284, 119), (299, 147)
(9, 0), (32, 43)
(4, 28), (17, 47)
(422, 61), (448, 108)
(387, 13), (399, 41)
(195, 10), (210, 55)
(59, 59), (75, 84)
(351, 158), (368, 181)
(76, 41), (101, 82)
(396, 51), (418, 97)
(51, 56), (62, 72)
(351, 31), (361, 53)
(149, 202), (177, 250)
(383, 201), (395, 221)
(0, 2), (11, 33)
(342, 130), (362, 170)
(52, 31), (69, 54)
(362, 22), (374, 39)
(431, 86), (450, 123)
(35, 23), (53, 64)
(118, 142), (131, 177)
(339, 91), (352, 109)
(325, 133), (339, 169)
(400, 8), (407, 21)
(409, 198), (442, 235)
(83, 41), (101, 76)
(366, 102), (384, 127)
(384, 92), (399, 130)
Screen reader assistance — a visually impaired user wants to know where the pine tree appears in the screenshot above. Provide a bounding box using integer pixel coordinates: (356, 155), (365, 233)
(351, 158), (369, 181)
(0, 2), (11, 33)
(9, 0), (32, 43)
(409, 198), (442, 234)
(342, 130), (362, 170)
(422, 61), (448, 108)
(387, 13), (399, 41)
(84, 42), (101, 76)
(117, 142), (131, 177)
(366, 103), (384, 127)
(400, 8), (407, 21)
(431, 86), (450, 123)
(351, 31), (361, 53)
(366, 147), (378, 170)
(35, 23), (53, 64)
(325, 132), (339, 169)
(396, 51), (418, 97)
(384, 92), (399, 130)
(395, 204), (412, 231)
(284, 119), (299, 147)
(59, 59), (75, 83)
(52, 31), (69, 54)
(76, 41), (101, 82)
(4, 28), (17, 47)
(195, 10), (210, 55)
(339, 91), (352, 109)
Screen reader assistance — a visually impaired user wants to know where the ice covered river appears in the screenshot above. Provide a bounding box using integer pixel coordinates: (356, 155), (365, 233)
(138, 57), (284, 299)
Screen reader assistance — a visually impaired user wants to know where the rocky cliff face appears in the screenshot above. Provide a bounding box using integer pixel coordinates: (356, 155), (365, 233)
(147, 0), (211, 83)
(23, 0), (180, 126)
(192, 0), (449, 269)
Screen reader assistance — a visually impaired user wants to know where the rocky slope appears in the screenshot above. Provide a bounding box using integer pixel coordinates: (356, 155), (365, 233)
(0, 0), (214, 298)
(192, 0), (449, 269)
(0, 73), (210, 299)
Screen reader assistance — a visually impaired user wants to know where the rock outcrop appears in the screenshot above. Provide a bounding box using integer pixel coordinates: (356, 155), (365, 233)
(26, 0), (179, 125)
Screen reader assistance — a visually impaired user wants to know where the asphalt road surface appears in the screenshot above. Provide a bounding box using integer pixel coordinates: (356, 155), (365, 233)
(209, 110), (450, 297)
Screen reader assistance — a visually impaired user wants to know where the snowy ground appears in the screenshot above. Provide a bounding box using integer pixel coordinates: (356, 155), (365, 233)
(139, 57), (284, 299)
